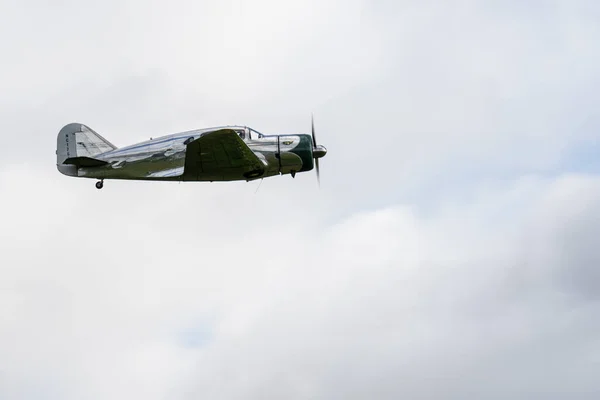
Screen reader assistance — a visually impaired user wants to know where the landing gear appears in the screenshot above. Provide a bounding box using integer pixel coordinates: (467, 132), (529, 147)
(95, 180), (104, 190)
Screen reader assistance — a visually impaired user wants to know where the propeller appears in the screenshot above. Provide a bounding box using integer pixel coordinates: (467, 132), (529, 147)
(312, 115), (320, 186)
(311, 114), (327, 187)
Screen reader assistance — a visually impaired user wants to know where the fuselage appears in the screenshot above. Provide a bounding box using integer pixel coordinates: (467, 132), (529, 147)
(74, 125), (316, 182)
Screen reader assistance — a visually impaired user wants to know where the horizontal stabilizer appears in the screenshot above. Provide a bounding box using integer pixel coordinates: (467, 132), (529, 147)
(63, 156), (109, 168)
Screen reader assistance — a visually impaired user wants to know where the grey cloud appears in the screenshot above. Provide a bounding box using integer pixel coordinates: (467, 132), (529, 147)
(1, 1), (600, 399)
(2, 169), (600, 399)
(518, 176), (600, 301)
(168, 175), (600, 400)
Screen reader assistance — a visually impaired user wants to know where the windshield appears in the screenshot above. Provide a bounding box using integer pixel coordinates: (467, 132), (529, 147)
(234, 128), (247, 139)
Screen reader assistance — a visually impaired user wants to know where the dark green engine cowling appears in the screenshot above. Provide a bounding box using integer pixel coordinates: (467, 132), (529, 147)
(291, 134), (315, 172)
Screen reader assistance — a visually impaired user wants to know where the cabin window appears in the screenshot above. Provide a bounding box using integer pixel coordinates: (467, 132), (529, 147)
(249, 128), (264, 139)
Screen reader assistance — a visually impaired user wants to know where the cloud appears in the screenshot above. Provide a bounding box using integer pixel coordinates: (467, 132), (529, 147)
(2, 168), (600, 399)
(1, 0), (600, 399)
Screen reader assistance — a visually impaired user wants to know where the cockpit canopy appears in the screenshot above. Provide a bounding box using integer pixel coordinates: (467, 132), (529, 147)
(234, 127), (265, 140)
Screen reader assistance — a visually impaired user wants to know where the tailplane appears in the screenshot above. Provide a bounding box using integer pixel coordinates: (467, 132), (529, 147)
(56, 123), (116, 176)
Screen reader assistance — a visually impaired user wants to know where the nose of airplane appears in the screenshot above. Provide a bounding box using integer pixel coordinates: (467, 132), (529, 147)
(313, 144), (327, 159)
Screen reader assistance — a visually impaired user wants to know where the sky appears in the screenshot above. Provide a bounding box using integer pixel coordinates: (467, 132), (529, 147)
(1, 0), (600, 399)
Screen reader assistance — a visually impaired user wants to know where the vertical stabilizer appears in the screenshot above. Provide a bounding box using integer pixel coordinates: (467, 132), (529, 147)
(56, 123), (117, 176)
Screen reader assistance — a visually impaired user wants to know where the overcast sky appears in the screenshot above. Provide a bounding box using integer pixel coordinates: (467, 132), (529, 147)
(1, 0), (600, 399)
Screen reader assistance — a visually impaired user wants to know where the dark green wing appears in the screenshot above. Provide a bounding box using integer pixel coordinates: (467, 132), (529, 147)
(183, 129), (266, 181)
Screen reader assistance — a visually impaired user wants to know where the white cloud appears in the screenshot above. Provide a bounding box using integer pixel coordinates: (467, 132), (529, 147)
(2, 168), (600, 399)
(1, 0), (600, 399)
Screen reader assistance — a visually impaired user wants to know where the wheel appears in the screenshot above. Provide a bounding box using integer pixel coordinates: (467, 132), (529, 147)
(95, 181), (104, 189)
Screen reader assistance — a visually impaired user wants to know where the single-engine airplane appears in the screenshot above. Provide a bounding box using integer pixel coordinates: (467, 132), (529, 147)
(56, 117), (327, 189)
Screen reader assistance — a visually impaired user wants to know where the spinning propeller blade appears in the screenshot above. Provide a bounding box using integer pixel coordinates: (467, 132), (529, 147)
(315, 158), (320, 186)
(311, 114), (321, 187)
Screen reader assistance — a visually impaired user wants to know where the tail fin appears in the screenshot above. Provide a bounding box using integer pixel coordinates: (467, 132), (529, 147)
(56, 123), (117, 176)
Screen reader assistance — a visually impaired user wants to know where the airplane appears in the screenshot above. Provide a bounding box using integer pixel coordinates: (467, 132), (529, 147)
(56, 117), (327, 189)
